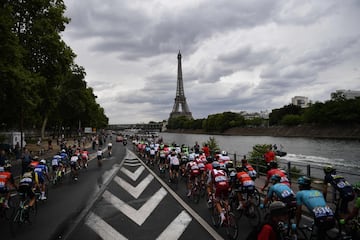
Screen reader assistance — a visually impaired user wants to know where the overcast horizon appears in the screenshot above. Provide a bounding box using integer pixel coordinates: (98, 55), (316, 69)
(62, 0), (360, 124)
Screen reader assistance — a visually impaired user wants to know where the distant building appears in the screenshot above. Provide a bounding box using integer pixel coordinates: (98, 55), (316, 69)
(331, 89), (360, 100)
(291, 96), (309, 108)
(240, 110), (269, 120)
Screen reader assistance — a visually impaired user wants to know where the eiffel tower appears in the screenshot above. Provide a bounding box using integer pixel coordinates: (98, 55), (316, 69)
(169, 51), (193, 120)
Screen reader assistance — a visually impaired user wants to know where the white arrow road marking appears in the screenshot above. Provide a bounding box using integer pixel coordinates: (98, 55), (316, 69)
(86, 212), (128, 240)
(156, 210), (192, 240)
(114, 174), (154, 198)
(121, 165), (145, 181)
(103, 188), (167, 226)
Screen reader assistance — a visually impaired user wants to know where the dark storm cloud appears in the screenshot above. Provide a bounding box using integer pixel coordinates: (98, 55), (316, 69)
(63, 0), (360, 123)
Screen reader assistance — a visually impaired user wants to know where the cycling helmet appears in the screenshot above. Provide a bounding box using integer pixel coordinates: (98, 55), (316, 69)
(33, 156), (39, 161)
(0, 167), (4, 172)
(297, 176), (311, 187)
(270, 174), (281, 184)
(353, 182), (360, 193)
(226, 161), (234, 168)
(221, 150), (228, 156)
(61, 149), (66, 153)
(206, 156), (213, 163)
(212, 161), (220, 168)
(40, 159), (46, 164)
(4, 163), (12, 171)
(269, 201), (287, 216)
(323, 165), (336, 174)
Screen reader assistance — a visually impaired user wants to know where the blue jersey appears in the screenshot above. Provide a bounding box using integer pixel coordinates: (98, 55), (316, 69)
(296, 189), (326, 212)
(268, 183), (295, 201)
(34, 164), (48, 177)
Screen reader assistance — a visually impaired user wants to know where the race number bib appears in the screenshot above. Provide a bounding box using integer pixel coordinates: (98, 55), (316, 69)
(313, 206), (333, 218)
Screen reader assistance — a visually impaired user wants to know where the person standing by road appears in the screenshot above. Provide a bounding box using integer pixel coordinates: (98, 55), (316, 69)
(21, 148), (32, 175)
(0, 150), (7, 166)
(202, 144), (210, 157)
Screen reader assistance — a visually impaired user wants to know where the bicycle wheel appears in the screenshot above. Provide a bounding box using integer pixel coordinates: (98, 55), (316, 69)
(225, 211), (239, 240)
(211, 209), (220, 228)
(192, 185), (200, 204)
(253, 188), (261, 207)
(246, 202), (261, 227)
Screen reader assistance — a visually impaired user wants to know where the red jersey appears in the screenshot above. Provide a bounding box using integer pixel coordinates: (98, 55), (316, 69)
(30, 161), (39, 168)
(0, 171), (12, 187)
(202, 146), (210, 157)
(211, 169), (229, 190)
(236, 171), (254, 187)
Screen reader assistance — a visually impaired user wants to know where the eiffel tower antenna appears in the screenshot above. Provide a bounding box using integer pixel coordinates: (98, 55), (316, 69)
(169, 51), (193, 120)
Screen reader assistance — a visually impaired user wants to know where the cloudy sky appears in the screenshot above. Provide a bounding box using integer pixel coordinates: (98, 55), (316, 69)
(62, 0), (360, 124)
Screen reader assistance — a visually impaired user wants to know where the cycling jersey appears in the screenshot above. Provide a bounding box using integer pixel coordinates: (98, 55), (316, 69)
(0, 171), (13, 192)
(268, 183), (295, 203)
(34, 164), (48, 183)
(266, 169), (290, 186)
(324, 174), (355, 201)
(243, 163), (257, 179)
(210, 169), (229, 199)
(169, 155), (180, 166)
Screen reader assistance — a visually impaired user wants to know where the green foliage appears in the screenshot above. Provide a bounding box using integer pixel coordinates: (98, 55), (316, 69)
(0, 0), (108, 135)
(269, 104), (304, 125)
(281, 114), (303, 126)
(289, 166), (302, 179)
(203, 137), (219, 154)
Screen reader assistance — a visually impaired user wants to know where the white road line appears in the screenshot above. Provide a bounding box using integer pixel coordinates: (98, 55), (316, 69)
(156, 210), (192, 240)
(86, 212), (128, 240)
(120, 165), (145, 181)
(114, 174), (154, 198)
(103, 188), (167, 226)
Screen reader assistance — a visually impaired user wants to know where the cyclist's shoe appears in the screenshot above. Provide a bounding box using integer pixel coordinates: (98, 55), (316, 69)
(74, 177), (78, 181)
(3, 202), (10, 209)
(187, 191), (191, 197)
(220, 215), (226, 226)
(40, 195), (47, 200)
(236, 202), (243, 210)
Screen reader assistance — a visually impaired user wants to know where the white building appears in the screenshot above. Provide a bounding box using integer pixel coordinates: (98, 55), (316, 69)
(331, 89), (360, 100)
(291, 96), (309, 108)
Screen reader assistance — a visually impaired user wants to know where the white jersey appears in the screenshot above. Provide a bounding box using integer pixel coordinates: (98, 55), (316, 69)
(169, 155), (180, 165)
(70, 156), (78, 163)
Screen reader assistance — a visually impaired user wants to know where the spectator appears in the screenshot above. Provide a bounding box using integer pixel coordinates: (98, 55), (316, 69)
(202, 144), (210, 157)
(193, 142), (200, 154)
(264, 145), (276, 164)
(21, 148), (32, 175)
(0, 150), (7, 166)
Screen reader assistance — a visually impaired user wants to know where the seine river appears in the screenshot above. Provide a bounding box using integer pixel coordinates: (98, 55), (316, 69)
(158, 132), (360, 183)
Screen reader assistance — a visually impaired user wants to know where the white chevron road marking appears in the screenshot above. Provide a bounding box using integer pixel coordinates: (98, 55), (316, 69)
(103, 188), (167, 226)
(86, 212), (128, 240)
(114, 174), (154, 198)
(120, 165), (145, 181)
(156, 210), (192, 240)
(124, 161), (142, 167)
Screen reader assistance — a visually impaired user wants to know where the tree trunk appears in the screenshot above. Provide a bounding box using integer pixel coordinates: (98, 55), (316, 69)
(41, 115), (48, 139)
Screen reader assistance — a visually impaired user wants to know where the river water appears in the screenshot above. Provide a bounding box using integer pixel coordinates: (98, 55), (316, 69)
(159, 132), (360, 183)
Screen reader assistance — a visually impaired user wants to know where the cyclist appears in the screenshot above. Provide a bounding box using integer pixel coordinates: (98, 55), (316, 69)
(296, 176), (335, 240)
(80, 148), (89, 168)
(207, 161), (230, 225)
(257, 201), (291, 240)
(107, 142), (112, 157)
(261, 161), (290, 192)
(234, 166), (255, 210)
(149, 147), (156, 165)
(0, 165), (16, 208)
(158, 147), (167, 173)
(323, 165), (355, 217)
(185, 158), (200, 197)
(34, 159), (50, 200)
(18, 167), (36, 209)
(343, 182), (360, 238)
(168, 151), (180, 183)
(263, 174), (296, 208)
(70, 153), (80, 180)
(241, 156), (257, 180)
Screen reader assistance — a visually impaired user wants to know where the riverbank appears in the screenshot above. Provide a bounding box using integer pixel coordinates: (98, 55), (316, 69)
(166, 125), (360, 140)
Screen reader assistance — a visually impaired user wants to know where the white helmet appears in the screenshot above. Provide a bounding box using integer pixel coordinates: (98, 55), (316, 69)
(221, 150), (227, 156)
(0, 167), (4, 172)
(40, 159), (46, 164)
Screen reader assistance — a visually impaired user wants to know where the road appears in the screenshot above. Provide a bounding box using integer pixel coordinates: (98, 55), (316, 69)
(1, 140), (317, 240)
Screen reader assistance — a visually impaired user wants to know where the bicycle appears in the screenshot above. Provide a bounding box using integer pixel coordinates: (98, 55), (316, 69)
(0, 191), (18, 234)
(230, 186), (261, 227)
(188, 176), (201, 203)
(208, 193), (239, 240)
(13, 192), (37, 226)
(297, 220), (352, 240)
